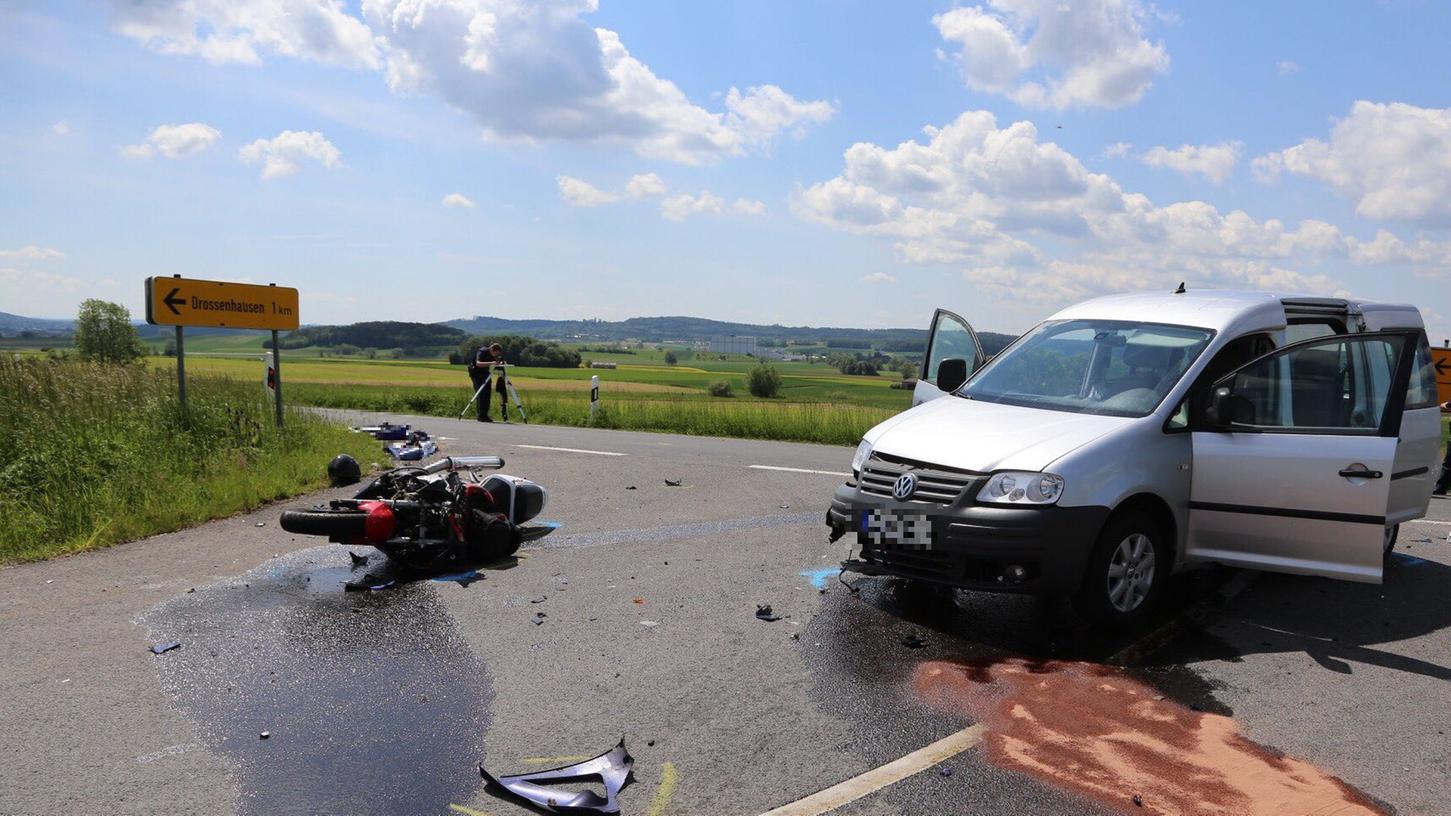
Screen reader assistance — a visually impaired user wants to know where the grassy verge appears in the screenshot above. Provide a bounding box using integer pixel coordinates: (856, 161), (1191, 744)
(290, 382), (893, 446)
(0, 357), (370, 564)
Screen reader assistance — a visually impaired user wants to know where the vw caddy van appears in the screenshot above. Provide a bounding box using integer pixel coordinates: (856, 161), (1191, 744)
(827, 289), (1442, 623)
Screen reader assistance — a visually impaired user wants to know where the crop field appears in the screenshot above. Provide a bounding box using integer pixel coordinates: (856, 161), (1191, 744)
(138, 349), (914, 444)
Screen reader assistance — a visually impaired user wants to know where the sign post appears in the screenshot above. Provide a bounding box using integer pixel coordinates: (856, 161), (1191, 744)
(590, 375), (600, 422)
(145, 275), (300, 427)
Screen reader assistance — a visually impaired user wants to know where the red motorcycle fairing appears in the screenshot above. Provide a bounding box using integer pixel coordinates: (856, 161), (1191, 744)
(356, 500), (397, 544)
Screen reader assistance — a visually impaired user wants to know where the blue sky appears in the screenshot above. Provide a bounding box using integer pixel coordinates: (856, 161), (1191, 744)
(2, 0), (1449, 339)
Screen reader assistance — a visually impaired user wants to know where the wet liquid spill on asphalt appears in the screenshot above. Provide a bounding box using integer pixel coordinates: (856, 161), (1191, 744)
(139, 547), (491, 816)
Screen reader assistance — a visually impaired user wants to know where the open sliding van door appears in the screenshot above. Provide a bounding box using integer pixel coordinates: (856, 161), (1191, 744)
(913, 309), (986, 406)
(1185, 330), (1420, 583)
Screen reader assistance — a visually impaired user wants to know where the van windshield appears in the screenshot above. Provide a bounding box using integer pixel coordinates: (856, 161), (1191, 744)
(959, 320), (1213, 417)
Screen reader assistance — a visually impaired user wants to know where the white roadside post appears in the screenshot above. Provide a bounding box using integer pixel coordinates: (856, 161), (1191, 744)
(264, 350), (277, 398)
(590, 375), (601, 423)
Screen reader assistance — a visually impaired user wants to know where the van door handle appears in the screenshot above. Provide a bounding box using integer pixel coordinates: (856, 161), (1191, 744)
(1338, 466), (1382, 479)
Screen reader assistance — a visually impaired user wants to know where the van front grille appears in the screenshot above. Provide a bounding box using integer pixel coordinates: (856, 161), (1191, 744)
(858, 454), (982, 505)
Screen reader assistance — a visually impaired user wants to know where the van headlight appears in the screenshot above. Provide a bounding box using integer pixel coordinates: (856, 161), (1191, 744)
(851, 440), (873, 478)
(979, 471), (1064, 505)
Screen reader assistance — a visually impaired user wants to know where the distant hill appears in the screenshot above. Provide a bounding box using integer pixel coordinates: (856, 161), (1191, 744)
(0, 312), (75, 337)
(443, 314), (1017, 355)
(275, 321), (466, 352)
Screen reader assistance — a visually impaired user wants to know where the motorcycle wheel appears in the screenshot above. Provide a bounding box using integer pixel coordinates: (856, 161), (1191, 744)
(280, 509), (368, 538)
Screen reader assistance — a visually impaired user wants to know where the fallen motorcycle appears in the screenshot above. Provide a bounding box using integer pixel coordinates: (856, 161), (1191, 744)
(280, 455), (553, 585)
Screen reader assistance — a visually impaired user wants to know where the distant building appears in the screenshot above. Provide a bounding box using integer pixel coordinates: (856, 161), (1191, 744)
(589, 361), (618, 369)
(709, 334), (756, 355)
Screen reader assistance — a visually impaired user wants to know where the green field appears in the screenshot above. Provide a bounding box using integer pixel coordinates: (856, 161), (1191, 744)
(132, 348), (913, 445)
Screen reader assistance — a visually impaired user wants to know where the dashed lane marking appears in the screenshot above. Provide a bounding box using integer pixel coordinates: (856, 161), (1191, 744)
(757, 725), (984, 816)
(514, 444), (628, 456)
(749, 465), (849, 477)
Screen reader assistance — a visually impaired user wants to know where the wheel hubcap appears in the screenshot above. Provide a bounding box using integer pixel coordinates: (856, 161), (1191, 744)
(1106, 533), (1156, 613)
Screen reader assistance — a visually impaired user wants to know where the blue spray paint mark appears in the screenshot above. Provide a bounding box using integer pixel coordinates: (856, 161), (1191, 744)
(430, 571), (484, 587)
(1395, 553), (1431, 568)
(801, 566), (838, 590)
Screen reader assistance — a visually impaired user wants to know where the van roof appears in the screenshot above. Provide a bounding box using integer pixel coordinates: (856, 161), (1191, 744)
(1046, 289), (1418, 335)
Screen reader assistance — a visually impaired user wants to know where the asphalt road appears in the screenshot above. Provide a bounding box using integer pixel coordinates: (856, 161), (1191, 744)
(2, 410), (1448, 816)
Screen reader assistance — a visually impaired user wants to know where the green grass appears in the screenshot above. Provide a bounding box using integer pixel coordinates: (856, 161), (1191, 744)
(0, 357), (372, 563)
(290, 382), (895, 446)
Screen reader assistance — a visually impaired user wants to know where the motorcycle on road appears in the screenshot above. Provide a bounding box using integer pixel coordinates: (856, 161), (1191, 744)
(280, 455), (552, 587)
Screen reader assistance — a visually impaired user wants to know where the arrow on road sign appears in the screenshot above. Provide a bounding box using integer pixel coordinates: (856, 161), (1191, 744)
(1437, 357), (1450, 377)
(163, 288), (185, 316)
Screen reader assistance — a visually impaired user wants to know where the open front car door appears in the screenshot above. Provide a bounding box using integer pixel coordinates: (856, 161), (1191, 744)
(913, 308), (986, 406)
(1185, 330), (1421, 583)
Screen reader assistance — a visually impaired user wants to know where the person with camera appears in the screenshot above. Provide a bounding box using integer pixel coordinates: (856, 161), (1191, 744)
(467, 342), (509, 423)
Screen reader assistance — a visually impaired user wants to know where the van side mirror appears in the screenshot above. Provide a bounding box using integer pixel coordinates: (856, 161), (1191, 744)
(937, 358), (968, 392)
(1205, 386), (1255, 428)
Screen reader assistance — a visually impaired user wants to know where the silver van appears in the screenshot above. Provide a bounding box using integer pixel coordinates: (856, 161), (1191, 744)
(827, 289), (1443, 623)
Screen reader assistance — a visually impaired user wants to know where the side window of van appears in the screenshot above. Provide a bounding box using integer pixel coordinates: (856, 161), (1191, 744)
(1227, 334), (1406, 432)
(1167, 333), (1276, 430)
(1406, 334), (1439, 410)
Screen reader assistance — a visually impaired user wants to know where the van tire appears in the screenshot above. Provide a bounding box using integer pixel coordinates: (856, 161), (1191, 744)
(1073, 510), (1165, 625)
(1384, 524), (1399, 556)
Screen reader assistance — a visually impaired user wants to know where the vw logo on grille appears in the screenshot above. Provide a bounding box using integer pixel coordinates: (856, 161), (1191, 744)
(892, 472), (917, 500)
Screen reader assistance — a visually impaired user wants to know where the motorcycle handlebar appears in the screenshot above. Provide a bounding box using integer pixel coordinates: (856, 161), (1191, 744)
(422, 455), (505, 474)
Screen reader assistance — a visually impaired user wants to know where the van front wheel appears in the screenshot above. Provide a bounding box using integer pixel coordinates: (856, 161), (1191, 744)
(1074, 511), (1165, 625)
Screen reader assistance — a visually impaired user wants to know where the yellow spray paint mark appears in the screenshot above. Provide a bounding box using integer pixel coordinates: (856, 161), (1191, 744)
(647, 761), (679, 816)
(448, 804), (494, 816)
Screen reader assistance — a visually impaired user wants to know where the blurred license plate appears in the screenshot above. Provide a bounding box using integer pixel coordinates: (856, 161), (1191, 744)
(860, 508), (933, 550)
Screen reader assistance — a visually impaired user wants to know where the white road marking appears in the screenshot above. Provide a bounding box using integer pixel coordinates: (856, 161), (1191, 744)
(1407, 518), (1451, 527)
(758, 725), (985, 816)
(513, 444), (627, 457)
(749, 465), (849, 477)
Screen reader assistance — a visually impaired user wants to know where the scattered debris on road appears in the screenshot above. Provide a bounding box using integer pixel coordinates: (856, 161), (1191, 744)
(663, 478), (682, 487)
(532, 612), (547, 626)
(480, 738), (634, 815)
(901, 633), (928, 649)
(348, 551), (368, 567)
(149, 641), (182, 655)
(639, 620), (658, 628)
(259, 731), (270, 740)
(755, 604), (782, 622)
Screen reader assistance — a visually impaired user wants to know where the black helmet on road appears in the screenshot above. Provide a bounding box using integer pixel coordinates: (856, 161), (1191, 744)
(328, 454), (361, 487)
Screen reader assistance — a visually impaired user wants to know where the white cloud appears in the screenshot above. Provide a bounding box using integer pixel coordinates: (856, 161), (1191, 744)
(0, 245), (66, 261)
(624, 172), (667, 198)
(1255, 101), (1451, 225)
(122, 122), (222, 159)
(360, 0), (833, 164)
(795, 108), (1449, 308)
(661, 191), (725, 221)
(1277, 60), (1300, 75)
(108, 0), (832, 164)
(238, 130), (341, 179)
(557, 175), (620, 207)
(934, 0), (1169, 110)
(862, 271), (897, 284)
(52, 121), (70, 137)
(442, 192), (476, 208)
(108, 0), (379, 68)
(1139, 141), (1241, 184)
(731, 198), (767, 216)
(1102, 141), (1132, 158)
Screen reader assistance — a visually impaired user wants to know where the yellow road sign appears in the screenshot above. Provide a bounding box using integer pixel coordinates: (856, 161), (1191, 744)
(145, 276), (299, 330)
(1432, 347), (1451, 406)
